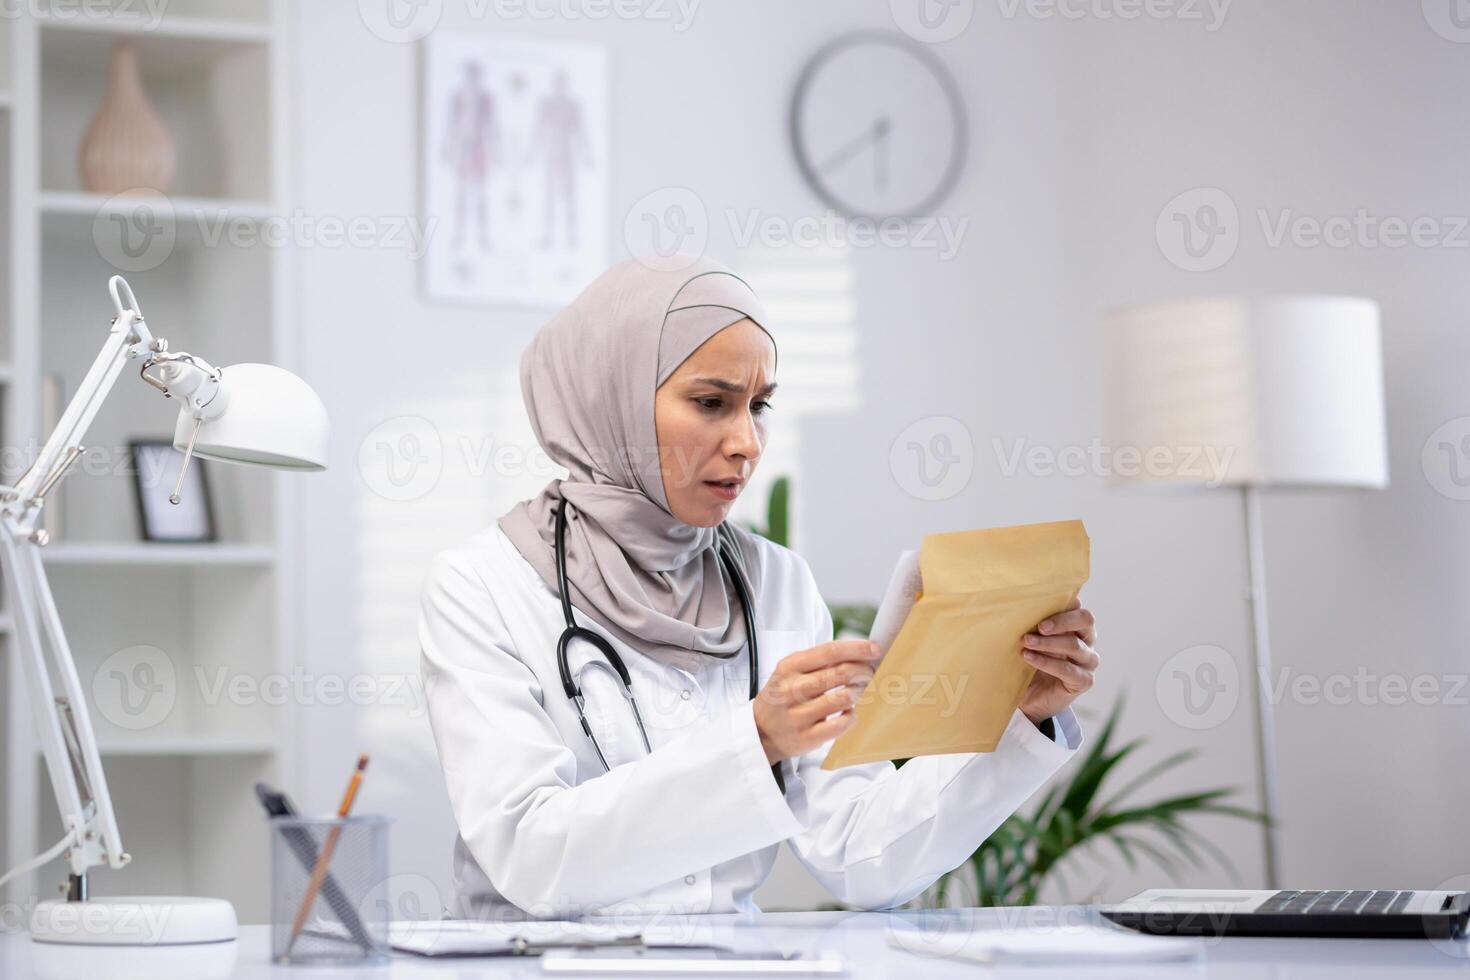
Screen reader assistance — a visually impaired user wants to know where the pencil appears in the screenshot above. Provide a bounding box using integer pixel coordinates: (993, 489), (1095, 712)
(285, 754), (369, 955)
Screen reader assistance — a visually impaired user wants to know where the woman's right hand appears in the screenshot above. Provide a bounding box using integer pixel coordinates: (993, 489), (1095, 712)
(753, 640), (884, 764)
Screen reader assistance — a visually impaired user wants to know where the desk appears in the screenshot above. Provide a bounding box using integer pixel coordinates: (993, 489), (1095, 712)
(4, 908), (1470, 978)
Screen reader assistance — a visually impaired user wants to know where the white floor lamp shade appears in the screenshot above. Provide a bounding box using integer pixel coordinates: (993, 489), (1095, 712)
(1104, 295), (1387, 489)
(1102, 295), (1389, 887)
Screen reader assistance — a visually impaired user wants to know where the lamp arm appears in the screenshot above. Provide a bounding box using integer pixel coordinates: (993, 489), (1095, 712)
(0, 281), (164, 889)
(0, 526), (126, 879)
(12, 313), (148, 506)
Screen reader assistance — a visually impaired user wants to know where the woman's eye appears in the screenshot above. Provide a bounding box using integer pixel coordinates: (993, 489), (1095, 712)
(695, 396), (773, 414)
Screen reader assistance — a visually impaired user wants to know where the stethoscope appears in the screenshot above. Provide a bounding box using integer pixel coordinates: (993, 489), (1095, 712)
(554, 497), (785, 794)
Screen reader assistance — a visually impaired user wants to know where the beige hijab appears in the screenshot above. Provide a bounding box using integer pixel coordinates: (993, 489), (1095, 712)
(498, 256), (777, 669)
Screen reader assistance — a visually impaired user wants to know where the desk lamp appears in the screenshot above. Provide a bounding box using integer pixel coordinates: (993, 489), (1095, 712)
(0, 276), (328, 944)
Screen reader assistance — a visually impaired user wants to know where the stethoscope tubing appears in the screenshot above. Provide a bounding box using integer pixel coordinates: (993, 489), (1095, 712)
(552, 496), (784, 793)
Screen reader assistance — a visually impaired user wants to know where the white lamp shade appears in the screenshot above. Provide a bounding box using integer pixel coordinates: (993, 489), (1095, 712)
(1102, 296), (1388, 489)
(172, 363), (328, 470)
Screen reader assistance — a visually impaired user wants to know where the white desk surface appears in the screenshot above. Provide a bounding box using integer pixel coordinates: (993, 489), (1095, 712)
(4, 907), (1470, 978)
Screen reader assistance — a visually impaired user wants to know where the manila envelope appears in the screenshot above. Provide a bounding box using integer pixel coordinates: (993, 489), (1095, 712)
(821, 520), (1090, 769)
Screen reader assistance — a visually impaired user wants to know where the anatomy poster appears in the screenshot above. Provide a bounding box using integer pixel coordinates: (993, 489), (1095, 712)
(422, 36), (607, 307)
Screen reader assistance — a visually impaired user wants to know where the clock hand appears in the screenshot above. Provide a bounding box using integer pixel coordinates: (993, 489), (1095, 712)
(873, 116), (890, 193)
(817, 116), (889, 176)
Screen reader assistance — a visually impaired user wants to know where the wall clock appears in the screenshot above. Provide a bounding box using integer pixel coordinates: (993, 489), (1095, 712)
(790, 31), (968, 221)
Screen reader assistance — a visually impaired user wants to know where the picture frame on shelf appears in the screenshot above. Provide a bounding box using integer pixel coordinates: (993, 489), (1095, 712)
(128, 439), (217, 543)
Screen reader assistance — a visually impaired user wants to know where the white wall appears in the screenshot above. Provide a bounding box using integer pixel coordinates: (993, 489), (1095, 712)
(290, 0), (1470, 917)
(1062, 0), (1470, 892)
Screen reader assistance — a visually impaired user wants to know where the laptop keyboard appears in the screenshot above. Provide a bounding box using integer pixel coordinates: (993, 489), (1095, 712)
(1256, 890), (1414, 915)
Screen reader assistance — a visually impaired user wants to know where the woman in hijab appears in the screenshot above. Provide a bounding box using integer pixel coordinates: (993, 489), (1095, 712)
(419, 256), (1100, 920)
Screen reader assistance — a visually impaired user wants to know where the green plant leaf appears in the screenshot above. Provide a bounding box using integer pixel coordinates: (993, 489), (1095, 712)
(1097, 748), (1199, 808)
(1114, 833), (1182, 875)
(766, 476), (789, 547)
(1108, 835), (1139, 870)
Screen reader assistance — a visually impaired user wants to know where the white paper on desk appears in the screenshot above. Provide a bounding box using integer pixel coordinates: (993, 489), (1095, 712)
(868, 549), (921, 652)
(885, 921), (1201, 965)
(389, 918), (641, 956)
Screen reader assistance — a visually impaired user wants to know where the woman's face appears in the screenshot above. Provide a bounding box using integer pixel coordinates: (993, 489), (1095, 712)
(654, 318), (777, 527)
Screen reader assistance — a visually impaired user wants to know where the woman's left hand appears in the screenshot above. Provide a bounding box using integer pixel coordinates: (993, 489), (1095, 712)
(1018, 598), (1099, 727)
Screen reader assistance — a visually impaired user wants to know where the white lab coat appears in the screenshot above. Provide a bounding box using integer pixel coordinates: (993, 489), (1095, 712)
(418, 523), (1082, 919)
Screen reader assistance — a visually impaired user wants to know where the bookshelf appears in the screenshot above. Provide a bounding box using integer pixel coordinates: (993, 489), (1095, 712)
(1, 0), (295, 923)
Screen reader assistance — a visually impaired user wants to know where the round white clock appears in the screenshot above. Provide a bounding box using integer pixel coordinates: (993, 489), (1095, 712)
(790, 31), (968, 221)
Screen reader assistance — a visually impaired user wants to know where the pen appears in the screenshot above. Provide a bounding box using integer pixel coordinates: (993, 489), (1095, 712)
(256, 782), (374, 953)
(285, 754), (369, 956)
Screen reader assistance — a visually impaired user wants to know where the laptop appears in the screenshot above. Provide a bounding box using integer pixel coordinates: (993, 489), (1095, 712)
(1101, 889), (1470, 939)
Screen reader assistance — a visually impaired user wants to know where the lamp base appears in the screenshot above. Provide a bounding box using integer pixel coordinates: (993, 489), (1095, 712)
(30, 896), (237, 945)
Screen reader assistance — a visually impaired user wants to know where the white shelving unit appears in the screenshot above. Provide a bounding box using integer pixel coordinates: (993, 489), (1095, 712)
(1, 0), (297, 924)
(38, 189), (276, 216)
(40, 542), (277, 567)
(37, 734), (278, 757)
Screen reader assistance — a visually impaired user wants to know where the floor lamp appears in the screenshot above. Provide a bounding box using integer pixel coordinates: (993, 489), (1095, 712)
(1102, 295), (1389, 888)
(0, 277), (329, 944)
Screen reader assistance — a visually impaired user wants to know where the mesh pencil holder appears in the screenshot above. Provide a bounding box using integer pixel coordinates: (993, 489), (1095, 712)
(269, 814), (392, 965)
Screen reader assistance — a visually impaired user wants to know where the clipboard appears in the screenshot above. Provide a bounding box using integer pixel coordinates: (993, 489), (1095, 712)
(387, 919), (644, 958)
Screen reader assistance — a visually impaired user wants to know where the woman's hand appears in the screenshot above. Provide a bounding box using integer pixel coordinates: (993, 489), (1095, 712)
(1018, 597), (1099, 727)
(754, 640), (884, 764)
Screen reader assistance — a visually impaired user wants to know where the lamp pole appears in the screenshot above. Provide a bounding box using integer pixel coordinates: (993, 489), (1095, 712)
(1242, 484), (1283, 889)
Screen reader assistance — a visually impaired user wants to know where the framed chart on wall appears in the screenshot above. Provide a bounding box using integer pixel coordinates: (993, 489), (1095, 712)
(421, 35), (609, 308)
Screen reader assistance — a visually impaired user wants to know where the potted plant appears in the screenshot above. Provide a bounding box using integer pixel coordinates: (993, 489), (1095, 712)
(924, 696), (1261, 908)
